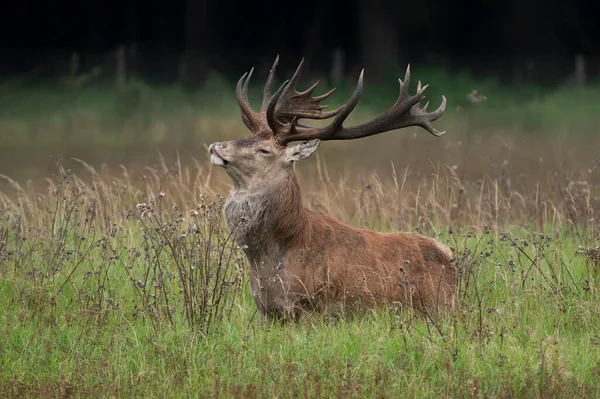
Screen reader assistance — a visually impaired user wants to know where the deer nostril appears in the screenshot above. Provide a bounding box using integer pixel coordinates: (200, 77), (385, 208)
(209, 142), (222, 153)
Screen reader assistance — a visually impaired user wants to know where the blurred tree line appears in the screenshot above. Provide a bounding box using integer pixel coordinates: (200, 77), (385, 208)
(2, 0), (598, 85)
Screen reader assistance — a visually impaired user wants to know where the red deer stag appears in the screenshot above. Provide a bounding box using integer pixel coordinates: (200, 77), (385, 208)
(209, 57), (455, 320)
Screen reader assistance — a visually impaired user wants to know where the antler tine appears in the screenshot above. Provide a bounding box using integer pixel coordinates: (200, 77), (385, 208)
(275, 65), (447, 145)
(236, 71), (250, 111)
(324, 69), (364, 132)
(243, 67), (254, 95)
(313, 87), (337, 102)
(284, 59), (334, 103)
(395, 64), (412, 105)
(431, 96), (447, 120)
(236, 69), (263, 132)
(279, 58), (304, 100)
(417, 95), (447, 136)
(260, 55), (280, 112)
(266, 79), (291, 132)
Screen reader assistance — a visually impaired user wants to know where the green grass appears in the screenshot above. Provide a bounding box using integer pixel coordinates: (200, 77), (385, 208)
(1, 228), (599, 397)
(0, 161), (599, 397)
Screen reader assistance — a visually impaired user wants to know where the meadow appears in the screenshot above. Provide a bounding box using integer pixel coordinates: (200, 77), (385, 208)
(1, 67), (600, 397)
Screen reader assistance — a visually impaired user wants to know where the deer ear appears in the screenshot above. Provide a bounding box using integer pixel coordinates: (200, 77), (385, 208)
(284, 139), (321, 163)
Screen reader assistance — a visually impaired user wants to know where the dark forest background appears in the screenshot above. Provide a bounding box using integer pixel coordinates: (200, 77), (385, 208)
(3, 0), (600, 85)
(1, 0), (600, 184)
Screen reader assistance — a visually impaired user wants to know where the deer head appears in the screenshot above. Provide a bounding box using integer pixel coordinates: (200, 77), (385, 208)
(209, 56), (447, 189)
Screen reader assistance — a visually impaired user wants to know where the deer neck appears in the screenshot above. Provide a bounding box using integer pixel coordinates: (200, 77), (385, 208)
(224, 171), (308, 260)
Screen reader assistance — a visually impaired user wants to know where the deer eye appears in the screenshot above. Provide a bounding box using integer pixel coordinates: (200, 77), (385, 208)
(257, 149), (271, 155)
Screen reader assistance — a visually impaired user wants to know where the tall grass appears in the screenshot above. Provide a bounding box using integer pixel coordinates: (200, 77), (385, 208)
(1, 148), (599, 396)
(1, 65), (600, 396)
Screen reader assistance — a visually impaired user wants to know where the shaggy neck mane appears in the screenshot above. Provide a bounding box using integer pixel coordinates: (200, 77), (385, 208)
(264, 172), (308, 247)
(226, 170), (310, 252)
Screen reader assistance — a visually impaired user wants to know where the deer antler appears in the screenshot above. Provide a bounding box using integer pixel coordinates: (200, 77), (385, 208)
(236, 55), (282, 132)
(270, 65), (446, 146)
(271, 59), (342, 123)
(235, 58), (447, 145)
(236, 56), (343, 135)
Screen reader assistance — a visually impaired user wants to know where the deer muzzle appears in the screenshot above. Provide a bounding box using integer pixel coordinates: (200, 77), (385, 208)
(209, 142), (229, 166)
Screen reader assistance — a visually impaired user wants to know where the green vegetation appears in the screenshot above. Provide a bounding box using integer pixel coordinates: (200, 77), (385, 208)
(1, 66), (600, 396)
(2, 67), (600, 149)
(1, 153), (599, 397)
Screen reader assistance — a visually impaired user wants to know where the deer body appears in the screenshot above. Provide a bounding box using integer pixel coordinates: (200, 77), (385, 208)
(210, 57), (456, 320)
(224, 172), (455, 319)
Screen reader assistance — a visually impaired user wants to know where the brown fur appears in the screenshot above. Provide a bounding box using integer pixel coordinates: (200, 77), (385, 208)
(211, 137), (456, 320)
(272, 177), (455, 318)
